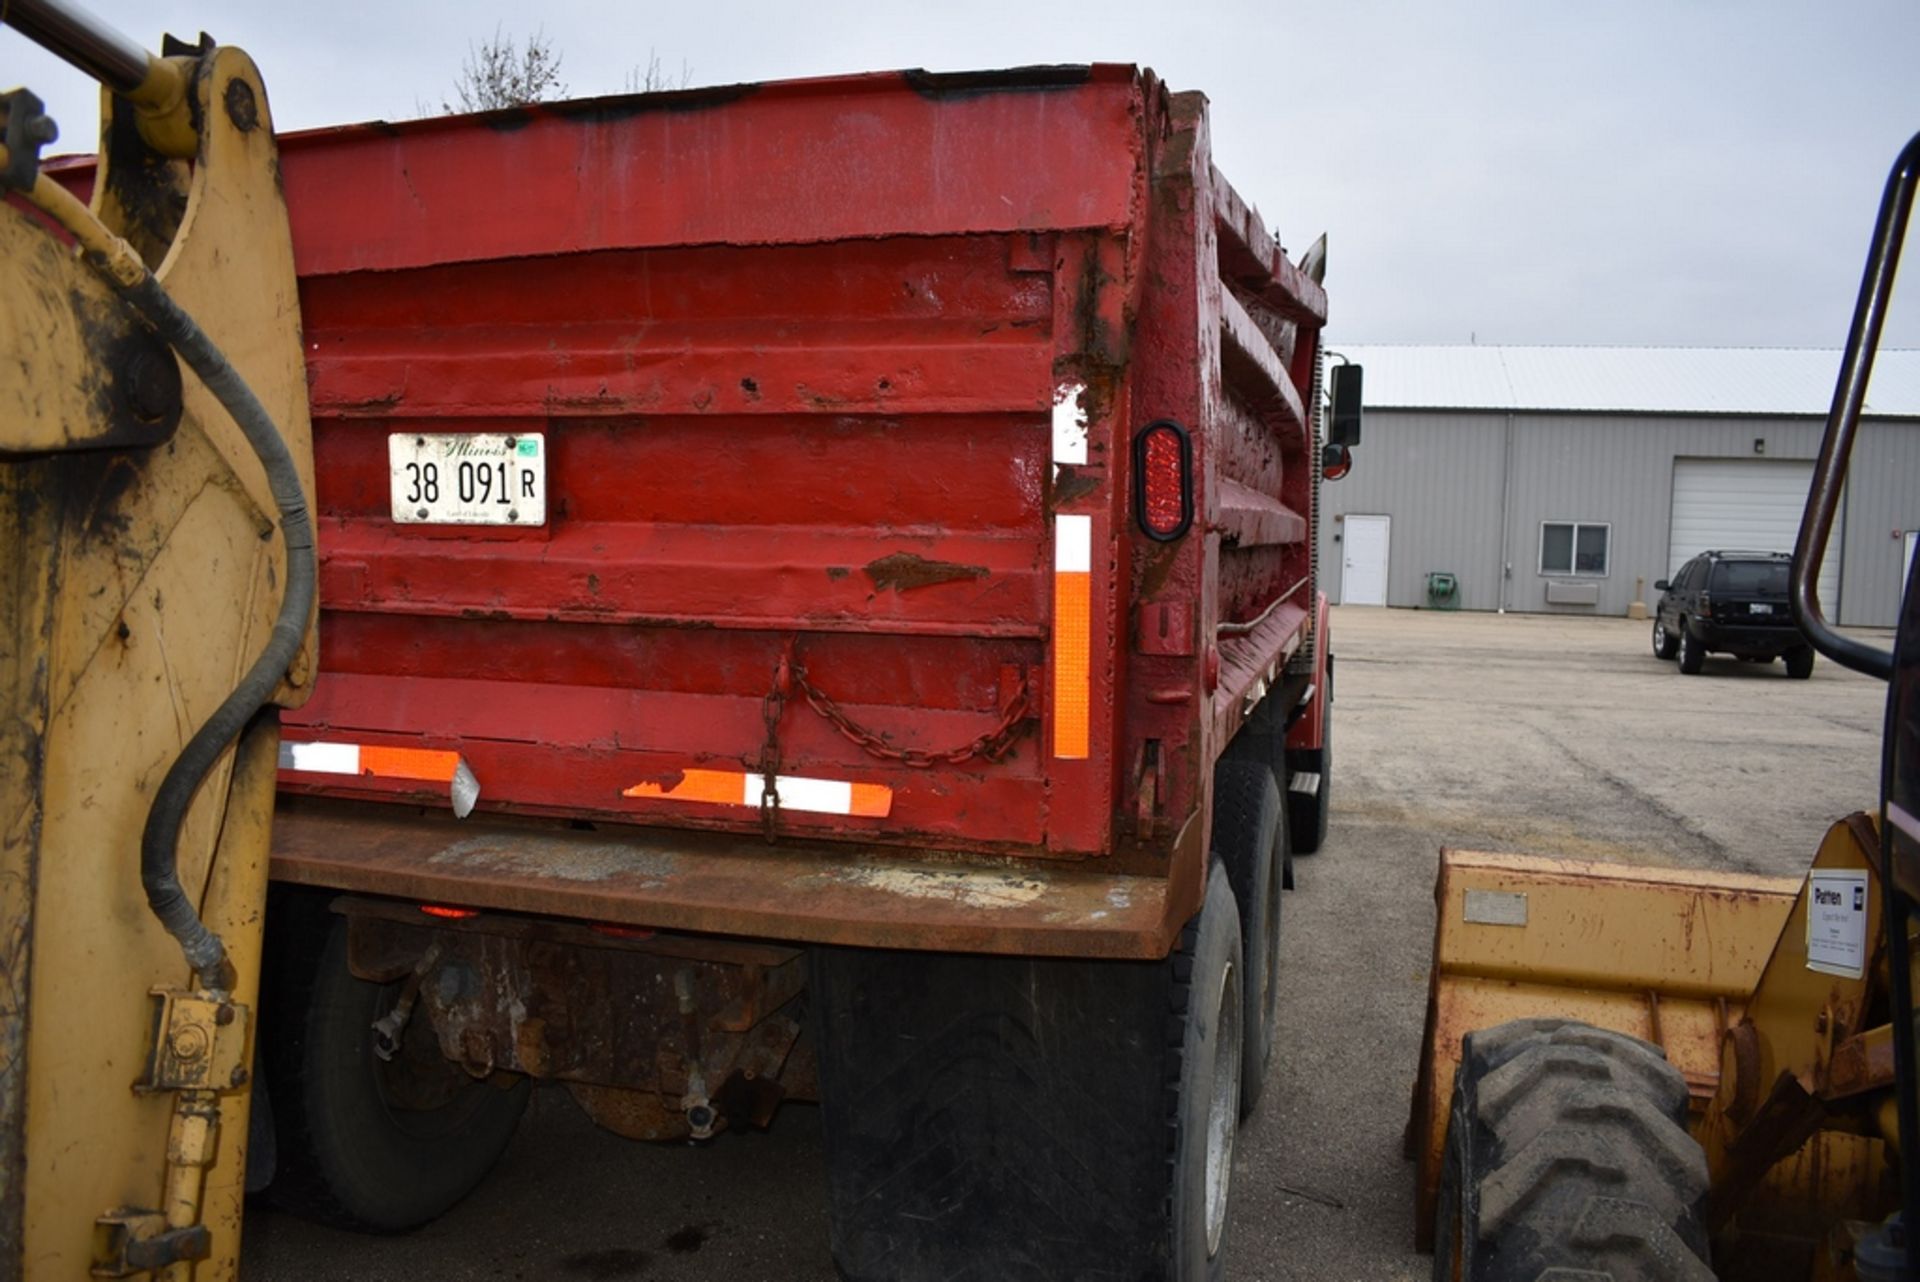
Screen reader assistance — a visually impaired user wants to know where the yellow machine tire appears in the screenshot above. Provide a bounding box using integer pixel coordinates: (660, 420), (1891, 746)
(1433, 1018), (1713, 1282)
(259, 891), (530, 1231)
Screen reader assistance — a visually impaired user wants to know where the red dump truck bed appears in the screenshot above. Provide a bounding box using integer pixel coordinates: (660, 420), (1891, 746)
(264, 65), (1331, 957)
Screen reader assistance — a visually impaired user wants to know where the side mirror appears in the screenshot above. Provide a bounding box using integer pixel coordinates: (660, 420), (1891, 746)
(1328, 363), (1363, 447)
(1322, 442), (1352, 481)
(1654, 579), (1671, 592)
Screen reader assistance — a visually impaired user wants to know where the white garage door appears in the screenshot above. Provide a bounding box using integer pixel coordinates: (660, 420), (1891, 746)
(1668, 458), (1842, 609)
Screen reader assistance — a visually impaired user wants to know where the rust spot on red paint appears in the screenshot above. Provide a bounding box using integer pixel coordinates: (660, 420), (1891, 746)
(825, 566), (851, 581)
(1051, 466), (1099, 506)
(864, 553), (989, 593)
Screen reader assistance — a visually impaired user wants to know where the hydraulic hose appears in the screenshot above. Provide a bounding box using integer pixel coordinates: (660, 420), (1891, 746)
(8, 145), (315, 991)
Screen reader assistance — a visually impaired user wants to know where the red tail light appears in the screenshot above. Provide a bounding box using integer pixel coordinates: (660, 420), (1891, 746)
(419, 903), (479, 920)
(1699, 592), (1713, 619)
(1133, 420), (1193, 541)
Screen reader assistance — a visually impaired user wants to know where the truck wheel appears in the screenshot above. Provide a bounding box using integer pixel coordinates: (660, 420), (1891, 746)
(1651, 619), (1678, 660)
(810, 863), (1243, 1281)
(1433, 1019), (1712, 1282)
(1785, 646), (1816, 679)
(1212, 760), (1285, 1119)
(1171, 863), (1246, 1280)
(1286, 659), (1333, 855)
(1676, 626), (1705, 675)
(261, 895), (530, 1231)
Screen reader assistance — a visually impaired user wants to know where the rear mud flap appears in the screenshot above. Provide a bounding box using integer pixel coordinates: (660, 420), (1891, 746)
(811, 946), (1172, 1281)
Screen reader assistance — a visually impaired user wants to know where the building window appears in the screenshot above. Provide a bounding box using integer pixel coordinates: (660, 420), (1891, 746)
(1540, 521), (1610, 576)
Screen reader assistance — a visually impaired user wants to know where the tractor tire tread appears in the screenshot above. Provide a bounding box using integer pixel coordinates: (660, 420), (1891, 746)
(1439, 1020), (1711, 1282)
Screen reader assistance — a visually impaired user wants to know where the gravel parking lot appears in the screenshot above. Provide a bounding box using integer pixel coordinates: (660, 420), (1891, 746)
(244, 606), (1888, 1281)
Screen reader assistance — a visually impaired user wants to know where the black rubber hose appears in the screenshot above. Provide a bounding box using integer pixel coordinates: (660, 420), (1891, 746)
(97, 266), (316, 990)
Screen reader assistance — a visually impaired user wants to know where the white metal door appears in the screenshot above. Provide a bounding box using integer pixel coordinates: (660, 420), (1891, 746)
(1342, 515), (1390, 606)
(1668, 459), (1841, 609)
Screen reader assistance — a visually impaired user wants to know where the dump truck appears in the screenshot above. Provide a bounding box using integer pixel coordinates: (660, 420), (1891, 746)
(8, 15), (1362, 1278)
(1410, 132), (1920, 1282)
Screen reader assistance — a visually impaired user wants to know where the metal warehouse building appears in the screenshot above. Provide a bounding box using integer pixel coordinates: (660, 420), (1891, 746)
(1318, 346), (1920, 628)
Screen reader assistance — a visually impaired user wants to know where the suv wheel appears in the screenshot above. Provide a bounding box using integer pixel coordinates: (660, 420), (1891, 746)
(1676, 626), (1704, 675)
(1651, 620), (1677, 660)
(1785, 646), (1816, 680)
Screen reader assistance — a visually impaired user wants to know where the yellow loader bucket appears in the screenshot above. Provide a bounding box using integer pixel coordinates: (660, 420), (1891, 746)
(1408, 849), (1801, 1251)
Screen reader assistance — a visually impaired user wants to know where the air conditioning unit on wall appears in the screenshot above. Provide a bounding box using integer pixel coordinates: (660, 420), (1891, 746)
(1544, 580), (1600, 606)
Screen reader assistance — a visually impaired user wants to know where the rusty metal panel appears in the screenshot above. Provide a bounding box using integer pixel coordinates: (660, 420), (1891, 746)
(339, 901), (812, 1140)
(271, 800), (1186, 959)
(1407, 849), (1800, 1251)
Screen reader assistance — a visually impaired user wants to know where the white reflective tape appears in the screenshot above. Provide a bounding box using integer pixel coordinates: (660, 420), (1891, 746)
(1052, 382), (1088, 466)
(744, 773), (856, 816)
(1056, 513), (1092, 573)
(280, 741), (361, 775)
(1889, 800), (1920, 846)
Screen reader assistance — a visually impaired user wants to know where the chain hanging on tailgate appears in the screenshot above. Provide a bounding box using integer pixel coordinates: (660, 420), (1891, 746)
(755, 651), (791, 843)
(751, 650), (1035, 842)
(794, 666), (1034, 768)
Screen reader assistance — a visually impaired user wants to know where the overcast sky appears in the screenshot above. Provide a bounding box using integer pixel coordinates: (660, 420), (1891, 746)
(5, 1), (1917, 350)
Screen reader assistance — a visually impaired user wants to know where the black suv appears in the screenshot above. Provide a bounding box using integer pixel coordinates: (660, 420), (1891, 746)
(1652, 551), (1814, 678)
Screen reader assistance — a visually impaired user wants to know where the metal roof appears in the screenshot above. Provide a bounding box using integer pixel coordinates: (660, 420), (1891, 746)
(1329, 345), (1920, 417)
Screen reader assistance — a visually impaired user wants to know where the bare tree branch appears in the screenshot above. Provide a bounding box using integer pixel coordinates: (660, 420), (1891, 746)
(445, 25), (568, 113)
(625, 49), (693, 94)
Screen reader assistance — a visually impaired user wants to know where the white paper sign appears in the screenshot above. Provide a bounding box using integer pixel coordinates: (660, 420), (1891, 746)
(1806, 870), (1870, 979)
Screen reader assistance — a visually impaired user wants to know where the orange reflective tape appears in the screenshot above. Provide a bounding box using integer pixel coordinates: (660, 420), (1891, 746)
(624, 769), (893, 818)
(848, 782), (894, 818)
(358, 745), (463, 783)
(622, 768), (749, 805)
(1053, 570), (1091, 759)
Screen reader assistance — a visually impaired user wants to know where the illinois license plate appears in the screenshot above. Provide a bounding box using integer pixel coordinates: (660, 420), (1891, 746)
(389, 433), (546, 525)
(1749, 602), (1774, 615)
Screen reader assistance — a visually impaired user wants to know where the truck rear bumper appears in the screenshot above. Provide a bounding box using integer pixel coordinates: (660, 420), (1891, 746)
(270, 800), (1193, 960)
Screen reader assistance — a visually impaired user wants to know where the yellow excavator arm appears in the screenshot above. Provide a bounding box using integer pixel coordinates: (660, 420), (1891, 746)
(1, 4), (313, 1276)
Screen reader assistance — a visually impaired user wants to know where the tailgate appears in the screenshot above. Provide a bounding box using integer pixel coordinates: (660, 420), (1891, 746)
(275, 70), (1143, 857)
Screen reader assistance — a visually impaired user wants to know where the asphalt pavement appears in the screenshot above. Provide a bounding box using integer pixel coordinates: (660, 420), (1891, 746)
(243, 606), (1888, 1281)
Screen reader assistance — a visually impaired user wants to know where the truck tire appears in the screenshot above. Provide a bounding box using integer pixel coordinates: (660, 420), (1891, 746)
(810, 862), (1244, 1281)
(1676, 626), (1705, 675)
(1286, 655), (1333, 855)
(260, 892), (530, 1232)
(1785, 646), (1816, 679)
(1212, 759), (1285, 1119)
(1433, 1018), (1712, 1282)
(1170, 863), (1245, 1281)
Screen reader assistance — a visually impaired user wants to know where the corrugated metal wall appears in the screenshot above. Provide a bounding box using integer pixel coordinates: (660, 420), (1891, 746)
(1843, 420), (1920, 626)
(1317, 410), (1920, 627)
(1321, 412), (1507, 610)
